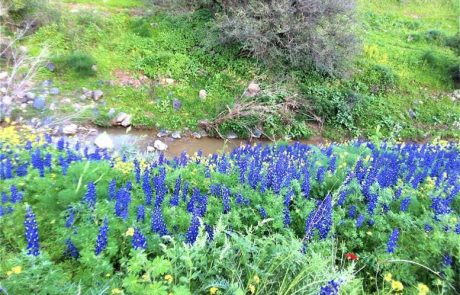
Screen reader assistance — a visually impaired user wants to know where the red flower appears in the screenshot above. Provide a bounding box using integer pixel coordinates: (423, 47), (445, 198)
(345, 252), (359, 261)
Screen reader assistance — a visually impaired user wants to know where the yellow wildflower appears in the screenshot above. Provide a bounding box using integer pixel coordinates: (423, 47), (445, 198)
(366, 231), (373, 236)
(6, 271), (12, 276)
(106, 273), (111, 277)
(384, 273), (392, 282)
(417, 283), (429, 295)
(142, 273), (150, 282)
(249, 284), (256, 294)
(125, 227), (135, 237)
(111, 288), (123, 294)
(391, 280), (404, 292)
(164, 274), (173, 283)
(253, 275), (260, 284)
(11, 266), (22, 274)
(210, 287), (219, 294)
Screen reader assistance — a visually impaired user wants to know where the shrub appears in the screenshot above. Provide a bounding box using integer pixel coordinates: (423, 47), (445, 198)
(56, 52), (97, 77)
(444, 33), (460, 54)
(2, 0), (60, 30)
(449, 62), (460, 87)
(212, 0), (359, 76)
(130, 18), (153, 38)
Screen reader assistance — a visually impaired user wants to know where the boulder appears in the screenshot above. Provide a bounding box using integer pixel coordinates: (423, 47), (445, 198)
(0, 72), (8, 81)
(226, 132), (238, 140)
(62, 124), (78, 135)
(252, 128), (263, 139)
(171, 131), (181, 139)
(46, 62), (56, 72)
(191, 131), (202, 139)
(112, 112), (129, 125)
(199, 89), (207, 100)
(157, 130), (170, 137)
(154, 139), (168, 151)
(92, 89), (103, 101)
(50, 87), (60, 95)
(121, 115), (132, 127)
(245, 82), (260, 97)
(25, 92), (36, 101)
(42, 80), (52, 87)
(32, 96), (46, 110)
(94, 132), (113, 149)
(147, 146), (155, 153)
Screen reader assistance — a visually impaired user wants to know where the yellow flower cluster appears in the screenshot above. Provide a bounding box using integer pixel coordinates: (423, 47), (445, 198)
(417, 283), (430, 295)
(6, 266), (22, 276)
(113, 158), (134, 174)
(384, 273), (403, 292)
(125, 227), (134, 236)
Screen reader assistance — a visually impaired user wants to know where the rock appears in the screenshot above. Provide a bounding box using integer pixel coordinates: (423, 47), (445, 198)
(46, 62), (56, 72)
(62, 98), (72, 104)
(408, 108), (416, 119)
(42, 80), (52, 87)
(171, 131), (181, 139)
(94, 132), (113, 149)
(112, 112), (129, 125)
(92, 89), (103, 101)
(147, 146), (155, 153)
(172, 99), (181, 111)
(0, 72), (8, 80)
(252, 128), (263, 139)
(2, 96), (12, 105)
(32, 96), (46, 110)
(166, 78), (174, 85)
(0, 87), (6, 94)
(154, 139), (168, 151)
(199, 89), (207, 100)
(91, 65), (98, 72)
(157, 130), (170, 137)
(25, 92), (36, 101)
(50, 87), (60, 95)
(107, 108), (116, 117)
(191, 131), (202, 139)
(121, 115), (132, 127)
(49, 103), (57, 111)
(80, 95), (87, 101)
(245, 82), (260, 97)
(226, 132), (238, 140)
(452, 89), (460, 101)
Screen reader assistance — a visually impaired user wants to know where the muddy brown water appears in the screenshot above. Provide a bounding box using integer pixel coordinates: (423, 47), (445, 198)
(84, 128), (327, 158)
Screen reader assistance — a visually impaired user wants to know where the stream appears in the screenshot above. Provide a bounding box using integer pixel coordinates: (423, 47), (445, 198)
(79, 127), (328, 158)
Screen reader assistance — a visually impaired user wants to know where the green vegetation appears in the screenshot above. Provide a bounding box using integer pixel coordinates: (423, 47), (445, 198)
(20, 0), (460, 140)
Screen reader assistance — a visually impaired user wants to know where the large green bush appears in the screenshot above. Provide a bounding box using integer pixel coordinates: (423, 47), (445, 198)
(211, 0), (360, 76)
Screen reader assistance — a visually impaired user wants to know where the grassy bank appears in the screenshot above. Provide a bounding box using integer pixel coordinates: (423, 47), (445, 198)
(22, 0), (459, 140)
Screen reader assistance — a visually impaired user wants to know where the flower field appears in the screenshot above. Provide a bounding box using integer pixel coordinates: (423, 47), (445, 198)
(0, 127), (459, 294)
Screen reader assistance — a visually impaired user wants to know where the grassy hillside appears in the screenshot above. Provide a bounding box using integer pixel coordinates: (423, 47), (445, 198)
(24, 0), (459, 139)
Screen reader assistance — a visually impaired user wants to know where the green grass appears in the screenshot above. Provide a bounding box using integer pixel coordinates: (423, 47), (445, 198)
(25, 0), (460, 140)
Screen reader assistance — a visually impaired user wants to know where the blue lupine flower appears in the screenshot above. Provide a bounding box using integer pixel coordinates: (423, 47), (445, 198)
(95, 218), (109, 256)
(10, 185), (23, 204)
(259, 207), (267, 219)
(400, 197), (411, 212)
(185, 214), (200, 244)
(134, 159), (141, 183)
(65, 207), (76, 228)
(356, 215), (365, 228)
(170, 177), (181, 206)
(136, 205), (145, 223)
(222, 187), (231, 214)
(1, 192), (7, 203)
(443, 254), (452, 267)
(142, 171), (152, 205)
(64, 238), (79, 259)
(151, 207), (169, 236)
(348, 205), (357, 218)
(58, 155), (68, 175)
(114, 188), (131, 220)
(83, 182), (96, 209)
(132, 228), (147, 250)
(319, 280), (340, 295)
(455, 223), (460, 234)
(24, 206), (40, 256)
(108, 179), (117, 201)
(387, 228), (400, 254)
(317, 167), (325, 183)
(205, 224), (214, 241)
(336, 190), (348, 207)
(424, 224), (433, 232)
(283, 207), (291, 227)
